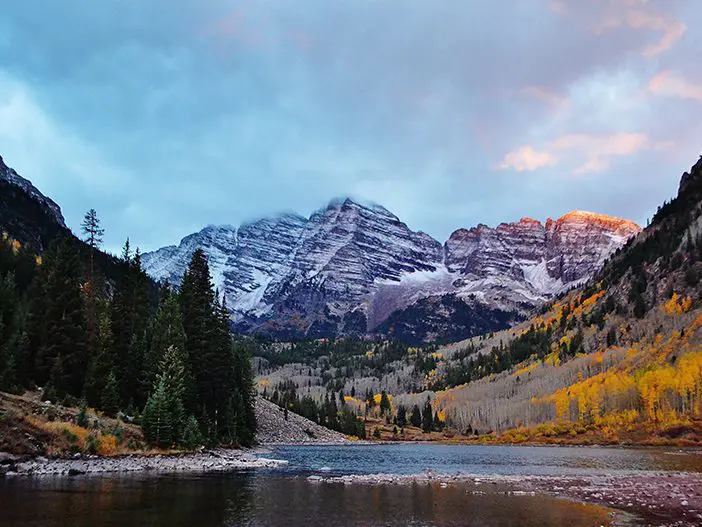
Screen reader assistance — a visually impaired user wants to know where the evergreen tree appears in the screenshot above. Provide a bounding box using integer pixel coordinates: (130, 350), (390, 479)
(101, 371), (120, 417)
(396, 405), (407, 427)
(180, 251), (241, 444)
(422, 399), (434, 432)
(231, 339), (257, 446)
(142, 380), (172, 448)
(379, 390), (391, 416)
(76, 400), (89, 428)
(181, 415), (203, 449)
(410, 404), (422, 428)
(0, 271), (29, 392)
(112, 243), (151, 408)
(144, 286), (186, 392)
(84, 310), (116, 407)
(433, 411), (444, 431)
(157, 346), (187, 442)
(31, 237), (88, 397)
(81, 209), (104, 364)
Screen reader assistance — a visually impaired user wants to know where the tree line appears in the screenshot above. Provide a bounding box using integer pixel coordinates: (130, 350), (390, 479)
(0, 210), (256, 447)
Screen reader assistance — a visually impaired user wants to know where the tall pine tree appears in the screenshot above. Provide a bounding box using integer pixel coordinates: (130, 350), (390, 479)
(31, 237), (88, 398)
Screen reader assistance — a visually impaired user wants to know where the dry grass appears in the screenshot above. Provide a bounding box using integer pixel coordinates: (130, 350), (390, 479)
(1, 391), (146, 457)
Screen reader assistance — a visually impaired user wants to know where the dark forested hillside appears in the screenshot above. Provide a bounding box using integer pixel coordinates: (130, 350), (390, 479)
(0, 156), (257, 449)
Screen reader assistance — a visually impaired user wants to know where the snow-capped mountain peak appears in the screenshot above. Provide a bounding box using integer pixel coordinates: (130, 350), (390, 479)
(142, 202), (641, 342)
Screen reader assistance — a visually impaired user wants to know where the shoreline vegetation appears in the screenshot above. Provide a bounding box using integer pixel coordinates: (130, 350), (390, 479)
(359, 416), (702, 448)
(2, 388), (700, 473)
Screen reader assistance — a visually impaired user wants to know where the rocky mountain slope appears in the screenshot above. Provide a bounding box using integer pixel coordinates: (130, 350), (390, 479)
(0, 155), (67, 250)
(254, 397), (348, 444)
(143, 198), (640, 342)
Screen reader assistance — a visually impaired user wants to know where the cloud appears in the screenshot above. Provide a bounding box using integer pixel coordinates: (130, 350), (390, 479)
(0, 0), (699, 249)
(497, 146), (558, 172)
(559, 0), (687, 57)
(649, 71), (702, 101)
(0, 74), (132, 252)
(625, 9), (687, 57)
(498, 133), (651, 175)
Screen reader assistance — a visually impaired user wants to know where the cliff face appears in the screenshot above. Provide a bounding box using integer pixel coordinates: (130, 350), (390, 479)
(143, 198), (640, 342)
(444, 211), (641, 304)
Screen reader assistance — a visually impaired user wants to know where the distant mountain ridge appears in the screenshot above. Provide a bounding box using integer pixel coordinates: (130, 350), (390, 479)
(143, 198), (641, 342)
(0, 152), (641, 343)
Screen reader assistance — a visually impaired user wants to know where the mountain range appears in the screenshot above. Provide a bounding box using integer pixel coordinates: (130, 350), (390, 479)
(142, 198), (640, 342)
(0, 153), (642, 343)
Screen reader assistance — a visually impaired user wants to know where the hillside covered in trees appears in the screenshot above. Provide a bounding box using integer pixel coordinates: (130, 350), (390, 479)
(254, 155), (702, 445)
(0, 210), (256, 450)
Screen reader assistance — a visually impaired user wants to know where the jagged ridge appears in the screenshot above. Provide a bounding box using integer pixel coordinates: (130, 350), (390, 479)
(143, 197), (640, 342)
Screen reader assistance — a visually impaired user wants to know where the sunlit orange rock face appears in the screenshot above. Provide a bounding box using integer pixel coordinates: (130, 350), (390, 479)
(551, 210), (641, 237)
(445, 211), (641, 288)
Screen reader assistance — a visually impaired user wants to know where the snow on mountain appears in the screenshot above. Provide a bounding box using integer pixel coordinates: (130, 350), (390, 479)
(142, 199), (641, 341)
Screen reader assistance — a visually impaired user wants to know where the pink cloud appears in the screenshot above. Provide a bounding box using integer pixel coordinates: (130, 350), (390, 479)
(497, 132), (652, 174)
(649, 71), (702, 102)
(626, 10), (687, 57)
(497, 146), (558, 172)
(559, 0), (686, 57)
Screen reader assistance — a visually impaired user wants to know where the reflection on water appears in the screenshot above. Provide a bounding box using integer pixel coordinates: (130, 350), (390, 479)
(0, 473), (625, 527)
(270, 443), (702, 477)
(2, 444), (696, 526)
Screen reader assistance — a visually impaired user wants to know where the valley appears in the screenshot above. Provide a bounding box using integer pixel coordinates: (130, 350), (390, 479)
(1, 150), (701, 527)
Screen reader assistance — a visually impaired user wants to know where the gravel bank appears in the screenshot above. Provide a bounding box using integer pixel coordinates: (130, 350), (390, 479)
(307, 471), (702, 527)
(255, 397), (349, 444)
(3, 449), (287, 477)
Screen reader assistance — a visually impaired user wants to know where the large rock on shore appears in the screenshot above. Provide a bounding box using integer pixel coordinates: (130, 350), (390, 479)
(255, 398), (349, 444)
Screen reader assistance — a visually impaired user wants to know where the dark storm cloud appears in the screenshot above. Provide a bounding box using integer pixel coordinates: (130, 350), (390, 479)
(0, 0), (700, 253)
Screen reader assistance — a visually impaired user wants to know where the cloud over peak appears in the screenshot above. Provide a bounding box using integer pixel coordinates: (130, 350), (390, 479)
(0, 0), (699, 252)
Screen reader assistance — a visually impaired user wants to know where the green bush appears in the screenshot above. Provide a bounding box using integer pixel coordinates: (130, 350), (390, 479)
(76, 402), (89, 428)
(86, 433), (100, 455)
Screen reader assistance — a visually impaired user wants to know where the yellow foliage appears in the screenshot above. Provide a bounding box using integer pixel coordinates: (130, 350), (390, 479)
(540, 346), (702, 429)
(543, 352), (561, 367)
(42, 421), (90, 443)
(98, 434), (119, 456)
(514, 362), (539, 376)
(661, 293), (694, 316)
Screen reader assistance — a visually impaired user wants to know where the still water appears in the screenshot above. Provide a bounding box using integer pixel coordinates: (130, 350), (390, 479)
(2, 444), (699, 526)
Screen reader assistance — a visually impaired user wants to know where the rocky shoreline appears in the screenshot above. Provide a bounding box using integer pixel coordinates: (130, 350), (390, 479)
(307, 471), (702, 527)
(1, 448), (287, 477)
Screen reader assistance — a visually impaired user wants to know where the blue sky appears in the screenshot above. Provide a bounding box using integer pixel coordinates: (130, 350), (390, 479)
(1, 0), (700, 253)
